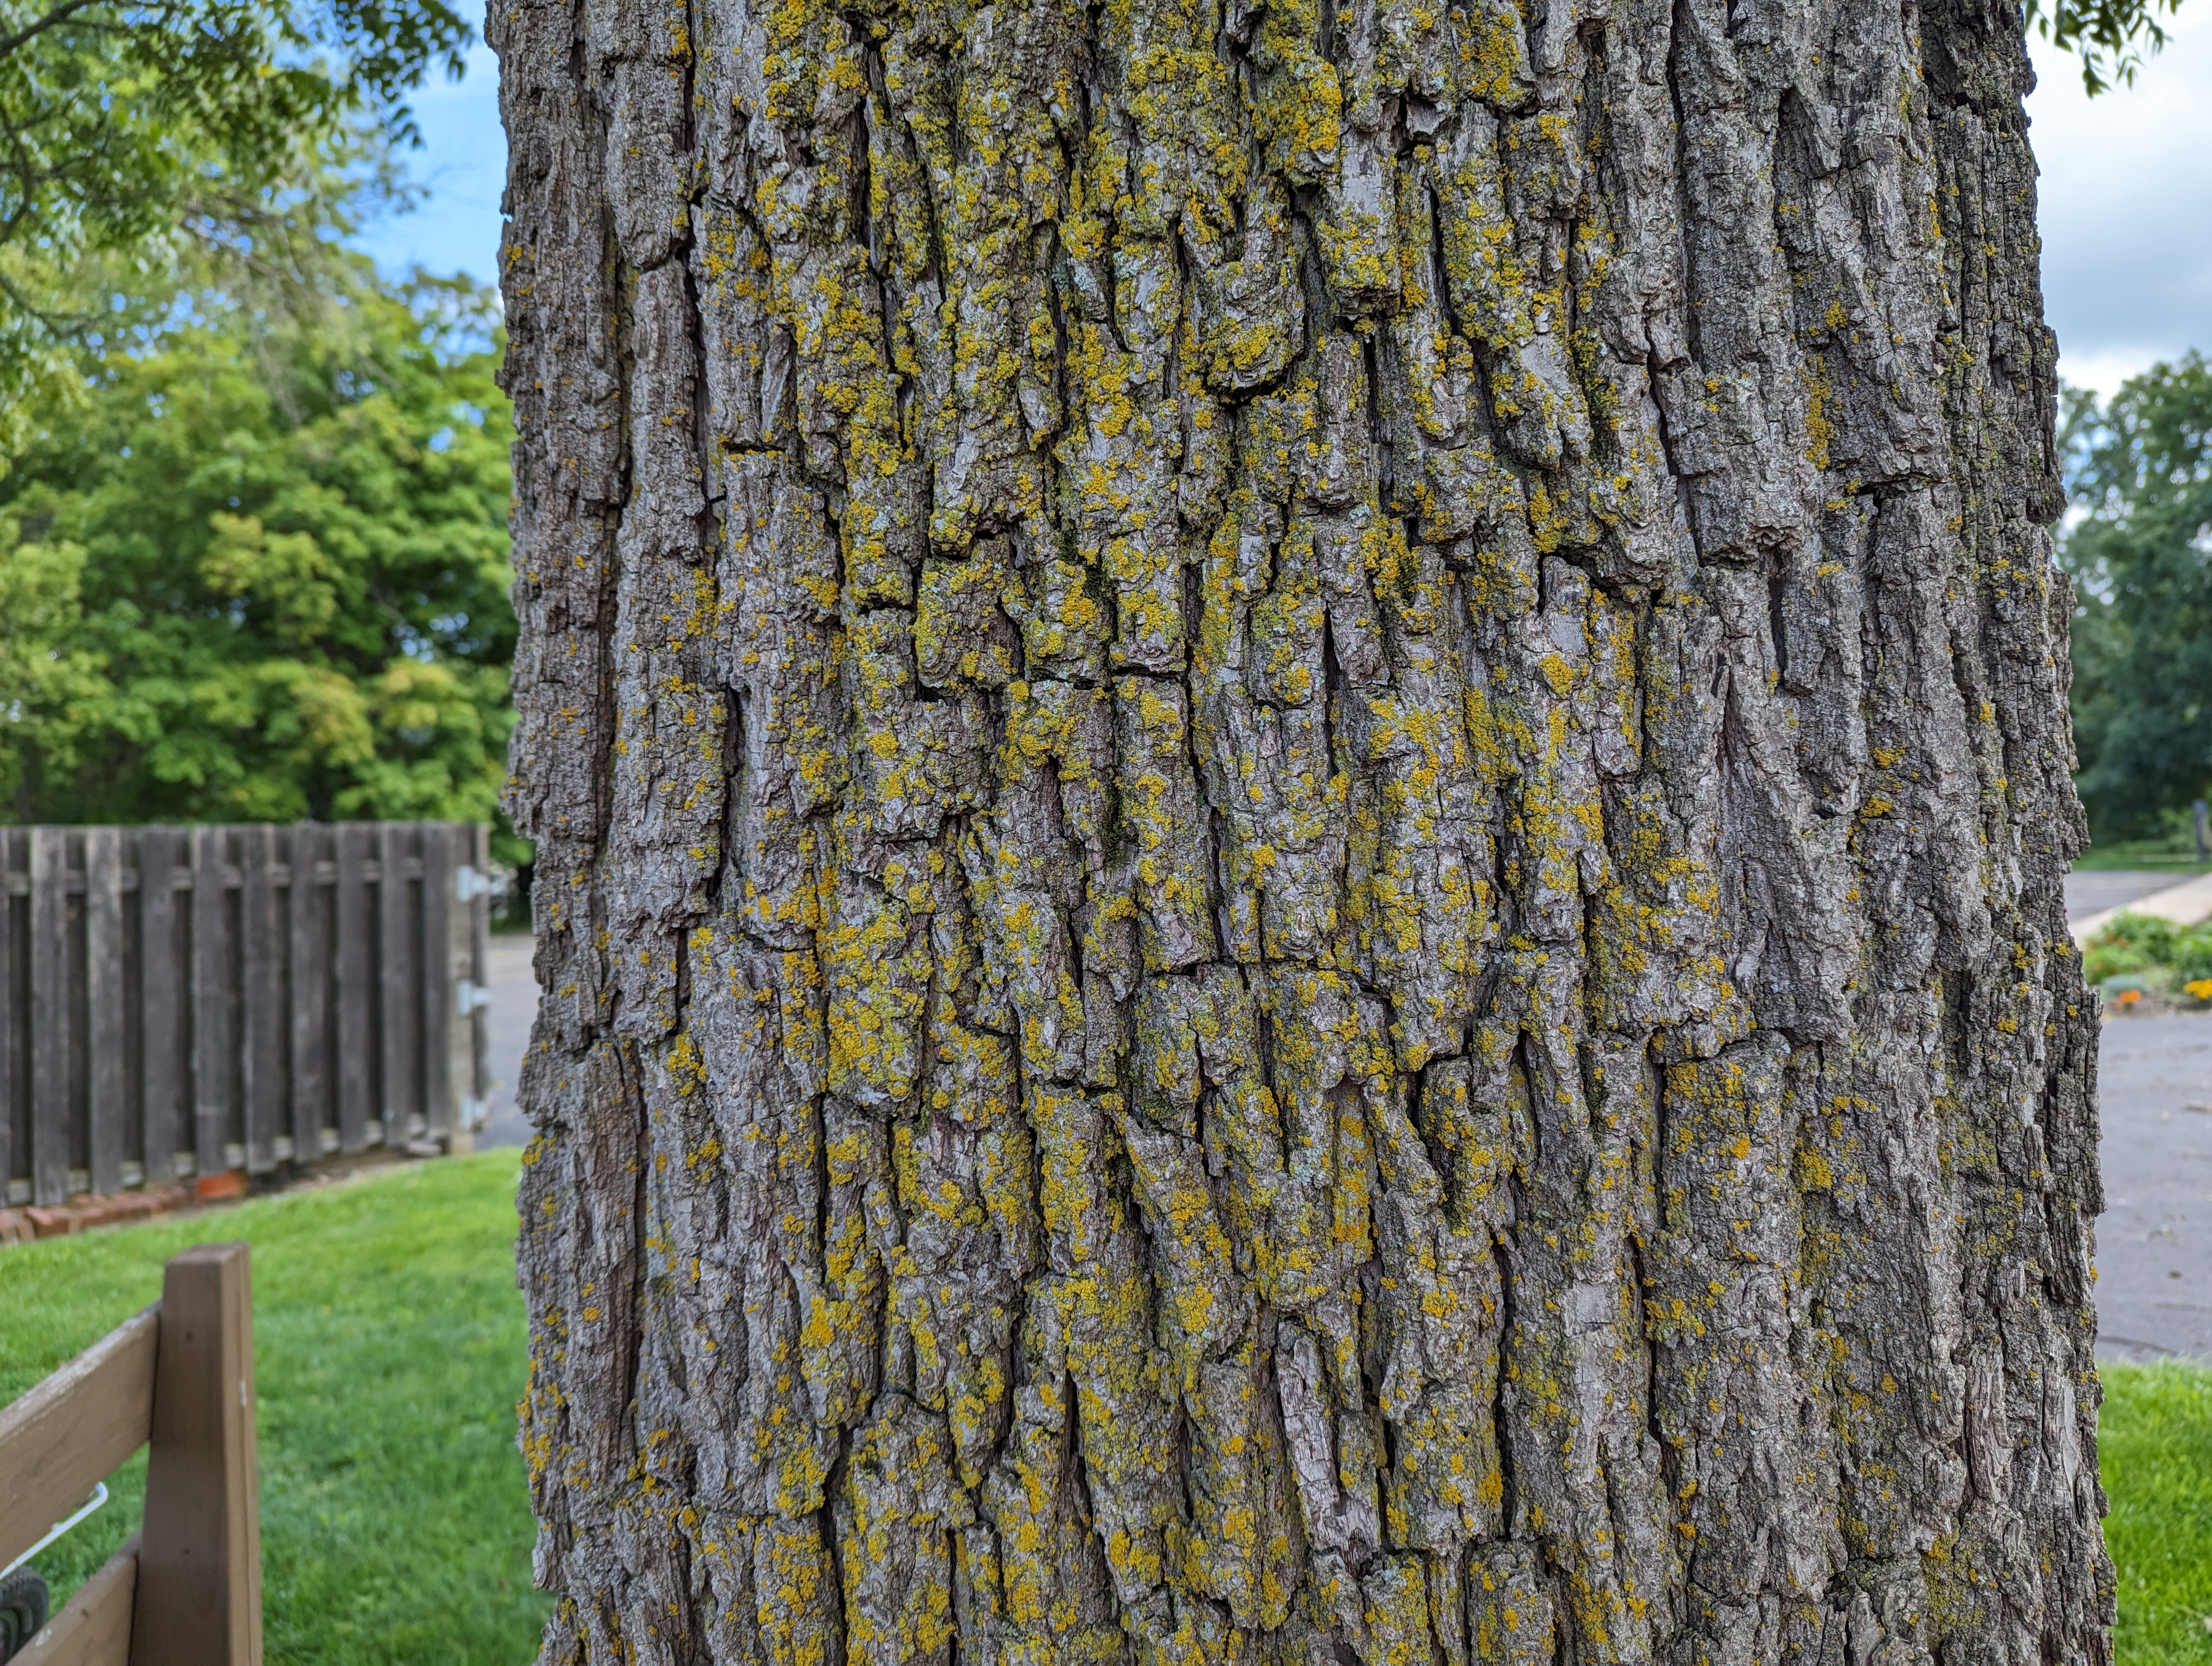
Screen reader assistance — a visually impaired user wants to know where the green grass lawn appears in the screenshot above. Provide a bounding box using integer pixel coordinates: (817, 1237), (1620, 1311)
(0, 1151), (548, 1665)
(2075, 834), (2212, 875)
(2106, 1363), (2212, 1662)
(4, 1155), (2211, 1661)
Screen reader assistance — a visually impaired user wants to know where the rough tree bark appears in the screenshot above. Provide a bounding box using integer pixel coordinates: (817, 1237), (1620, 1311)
(491, 0), (2112, 1655)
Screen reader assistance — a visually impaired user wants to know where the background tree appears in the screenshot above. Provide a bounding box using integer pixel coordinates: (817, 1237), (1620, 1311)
(0, 0), (471, 426)
(0, 262), (516, 834)
(2058, 356), (2212, 840)
(497, 0), (2108, 1663)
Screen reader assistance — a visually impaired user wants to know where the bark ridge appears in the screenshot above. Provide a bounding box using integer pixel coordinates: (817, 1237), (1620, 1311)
(491, 0), (2112, 1655)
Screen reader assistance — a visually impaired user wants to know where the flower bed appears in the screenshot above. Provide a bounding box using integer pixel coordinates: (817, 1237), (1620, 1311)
(2082, 910), (2212, 1010)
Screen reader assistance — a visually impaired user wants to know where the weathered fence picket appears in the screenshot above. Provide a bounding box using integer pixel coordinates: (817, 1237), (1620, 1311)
(0, 823), (491, 1208)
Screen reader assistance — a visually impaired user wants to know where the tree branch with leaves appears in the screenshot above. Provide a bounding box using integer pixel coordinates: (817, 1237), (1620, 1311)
(0, 0), (470, 420)
(2029, 0), (2187, 91)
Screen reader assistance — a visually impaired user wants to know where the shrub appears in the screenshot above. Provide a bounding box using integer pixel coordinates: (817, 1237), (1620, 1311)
(2171, 922), (2212, 985)
(2098, 911), (2181, 964)
(2085, 939), (2152, 985)
(2082, 910), (2212, 1002)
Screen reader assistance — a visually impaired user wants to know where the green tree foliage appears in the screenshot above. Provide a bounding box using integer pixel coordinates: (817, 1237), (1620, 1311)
(2058, 355), (2212, 837)
(0, 265), (515, 832)
(2029, 0), (2186, 92)
(0, 0), (468, 409)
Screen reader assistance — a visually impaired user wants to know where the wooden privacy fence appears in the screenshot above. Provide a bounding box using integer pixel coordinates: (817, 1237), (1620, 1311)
(0, 824), (493, 1209)
(1, 1242), (261, 1665)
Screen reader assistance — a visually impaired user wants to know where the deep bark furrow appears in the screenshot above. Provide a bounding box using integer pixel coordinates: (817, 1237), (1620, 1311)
(492, 0), (2113, 1656)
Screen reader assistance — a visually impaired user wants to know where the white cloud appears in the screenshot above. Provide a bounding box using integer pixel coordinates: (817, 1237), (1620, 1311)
(2029, 14), (2212, 396)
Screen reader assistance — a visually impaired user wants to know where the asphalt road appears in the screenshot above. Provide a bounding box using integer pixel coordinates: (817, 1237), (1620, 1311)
(473, 871), (2212, 1361)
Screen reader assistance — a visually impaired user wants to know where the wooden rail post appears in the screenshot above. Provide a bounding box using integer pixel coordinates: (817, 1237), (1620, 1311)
(130, 1242), (260, 1666)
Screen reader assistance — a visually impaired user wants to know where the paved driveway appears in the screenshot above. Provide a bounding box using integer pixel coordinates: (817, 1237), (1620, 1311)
(479, 934), (538, 1152)
(2063, 869), (2183, 921)
(2092, 1014), (2212, 1362)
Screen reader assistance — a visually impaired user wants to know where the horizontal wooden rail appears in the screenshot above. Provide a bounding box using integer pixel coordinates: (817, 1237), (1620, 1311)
(0, 1310), (156, 1571)
(0, 1244), (259, 1666)
(15, 1539), (138, 1666)
(3, 854), (429, 896)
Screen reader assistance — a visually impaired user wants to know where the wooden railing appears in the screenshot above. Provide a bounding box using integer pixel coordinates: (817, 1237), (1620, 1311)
(0, 824), (493, 1209)
(1, 1242), (260, 1665)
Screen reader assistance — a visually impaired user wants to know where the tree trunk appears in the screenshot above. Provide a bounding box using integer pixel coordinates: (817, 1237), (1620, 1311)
(491, 0), (2112, 1655)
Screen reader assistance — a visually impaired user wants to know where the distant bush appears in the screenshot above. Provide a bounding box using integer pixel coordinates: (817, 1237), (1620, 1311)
(2084, 910), (2212, 1004)
(2175, 928), (2212, 988)
(2085, 937), (2151, 986)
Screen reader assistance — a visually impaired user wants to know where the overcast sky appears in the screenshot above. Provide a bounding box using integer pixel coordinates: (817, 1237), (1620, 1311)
(2028, 11), (2212, 395)
(356, 9), (2212, 401)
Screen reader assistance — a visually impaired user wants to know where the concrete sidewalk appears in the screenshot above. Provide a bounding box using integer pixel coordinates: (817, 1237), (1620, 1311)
(2061, 870), (2212, 1360)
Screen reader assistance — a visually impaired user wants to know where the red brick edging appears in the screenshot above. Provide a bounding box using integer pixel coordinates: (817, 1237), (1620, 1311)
(0, 1171), (253, 1245)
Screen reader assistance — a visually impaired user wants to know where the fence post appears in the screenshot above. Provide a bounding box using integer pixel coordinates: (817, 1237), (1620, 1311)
(86, 826), (127, 1196)
(239, 826), (281, 1175)
(139, 828), (187, 1186)
(419, 823), (456, 1149)
(29, 827), (68, 1206)
(131, 1241), (261, 1666)
(287, 823), (330, 1164)
(190, 826), (233, 1183)
(377, 823), (420, 1143)
(468, 823), (491, 1140)
(0, 828), (18, 1199)
(333, 823), (375, 1152)
(417, 822), (487, 1155)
